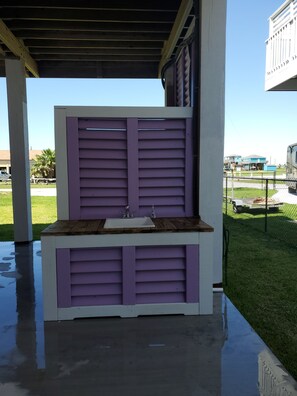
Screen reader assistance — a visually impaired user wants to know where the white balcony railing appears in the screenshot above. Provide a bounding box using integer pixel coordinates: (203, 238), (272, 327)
(265, 0), (297, 90)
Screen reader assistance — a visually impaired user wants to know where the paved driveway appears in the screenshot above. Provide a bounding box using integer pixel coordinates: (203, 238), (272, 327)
(224, 181), (276, 190)
(272, 189), (297, 204)
(30, 188), (56, 196)
(0, 188), (57, 196)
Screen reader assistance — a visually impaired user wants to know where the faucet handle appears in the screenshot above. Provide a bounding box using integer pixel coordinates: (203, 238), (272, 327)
(123, 205), (131, 218)
(151, 205), (156, 219)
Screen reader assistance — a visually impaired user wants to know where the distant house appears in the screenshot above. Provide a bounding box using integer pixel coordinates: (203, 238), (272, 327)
(0, 150), (43, 173)
(224, 154), (242, 170)
(241, 155), (267, 170)
(264, 164), (277, 171)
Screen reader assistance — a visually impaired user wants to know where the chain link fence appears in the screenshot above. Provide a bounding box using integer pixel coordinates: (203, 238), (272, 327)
(223, 176), (297, 248)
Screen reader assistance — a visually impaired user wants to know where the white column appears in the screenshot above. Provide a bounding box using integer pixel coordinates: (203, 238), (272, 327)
(5, 58), (32, 242)
(199, 0), (226, 284)
(164, 65), (175, 106)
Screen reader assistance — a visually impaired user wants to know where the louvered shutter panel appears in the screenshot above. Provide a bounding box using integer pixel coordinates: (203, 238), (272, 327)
(67, 116), (193, 219)
(138, 118), (192, 217)
(184, 46), (191, 107)
(67, 118), (128, 219)
(57, 247), (123, 307)
(176, 52), (184, 106)
(175, 46), (191, 107)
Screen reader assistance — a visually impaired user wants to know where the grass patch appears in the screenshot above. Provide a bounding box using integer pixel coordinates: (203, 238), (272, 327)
(224, 187), (277, 200)
(0, 192), (57, 240)
(223, 188), (297, 248)
(224, 214), (297, 380)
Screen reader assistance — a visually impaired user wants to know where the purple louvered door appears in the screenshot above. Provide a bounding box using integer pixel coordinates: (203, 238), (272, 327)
(57, 247), (123, 307)
(56, 245), (199, 308)
(137, 118), (193, 217)
(135, 246), (186, 304)
(67, 116), (193, 219)
(67, 117), (128, 219)
(135, 245), (199, 304)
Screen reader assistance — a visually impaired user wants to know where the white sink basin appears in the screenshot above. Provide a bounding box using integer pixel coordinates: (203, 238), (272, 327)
(104, 217), (155, 229)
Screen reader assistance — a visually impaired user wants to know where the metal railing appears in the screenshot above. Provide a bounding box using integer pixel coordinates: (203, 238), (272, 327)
(269, 0), (297, 34)
(223, 175), (297, 248)
(266, 0), (297, 77)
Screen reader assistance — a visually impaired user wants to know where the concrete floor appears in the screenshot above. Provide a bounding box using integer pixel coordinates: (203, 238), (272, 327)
(0, 242), (296, 396)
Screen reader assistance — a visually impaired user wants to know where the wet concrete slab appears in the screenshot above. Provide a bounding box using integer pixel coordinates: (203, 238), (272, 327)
(0, 241), (296, 396)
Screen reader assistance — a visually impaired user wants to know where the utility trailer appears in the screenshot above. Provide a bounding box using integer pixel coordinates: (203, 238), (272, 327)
(286, 143), (297, 194)
(231, 197), (283, 213)
(30, 177), (56, 184)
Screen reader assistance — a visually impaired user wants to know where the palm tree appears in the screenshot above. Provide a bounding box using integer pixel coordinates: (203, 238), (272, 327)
(31, 149), (56, 178)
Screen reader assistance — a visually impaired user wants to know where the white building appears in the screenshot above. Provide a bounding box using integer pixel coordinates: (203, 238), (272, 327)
(265, 0), (297, 91)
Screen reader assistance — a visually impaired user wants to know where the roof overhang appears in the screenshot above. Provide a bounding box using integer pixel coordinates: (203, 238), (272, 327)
(0, 0), (194, 78)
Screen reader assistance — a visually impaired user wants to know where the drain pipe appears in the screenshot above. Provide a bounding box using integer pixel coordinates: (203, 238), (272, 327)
(192, 0), (201, 218)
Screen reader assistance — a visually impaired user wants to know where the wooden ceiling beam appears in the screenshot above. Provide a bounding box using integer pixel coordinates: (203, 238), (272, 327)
(38, 61), (158, 78)
(29, 47), (161, 55)
(24, 39), (163, 49)
(0, 19), (39, 76)
(158, 0), (193, 77)
(14, 30), (167, 41)
(33, 54), (159, 61)
(0, 1), (180, 12)
(0, 9), (176, 24)
(6, 20), (172, 33)
(38, 59), (158, 67)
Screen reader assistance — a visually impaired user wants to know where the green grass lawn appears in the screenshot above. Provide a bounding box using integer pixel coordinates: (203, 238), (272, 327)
(224, 187), (277, 199)
(223, 188), (297, 248)
(224, 214), (297, 380)
(0, 192), (57, 240)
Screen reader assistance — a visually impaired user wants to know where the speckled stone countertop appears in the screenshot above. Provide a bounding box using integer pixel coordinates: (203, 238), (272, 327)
(41, 217), (214, 236)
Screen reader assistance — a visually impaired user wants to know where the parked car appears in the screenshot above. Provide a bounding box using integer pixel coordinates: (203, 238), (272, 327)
(0, 170), (11, 181)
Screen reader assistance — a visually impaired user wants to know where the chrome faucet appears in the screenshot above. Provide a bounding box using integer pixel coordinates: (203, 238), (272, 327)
(151, 205), (156, 219)
(123, 205), (132, 218)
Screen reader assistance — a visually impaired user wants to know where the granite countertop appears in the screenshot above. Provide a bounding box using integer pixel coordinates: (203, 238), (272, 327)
(41, 217), (214, 236)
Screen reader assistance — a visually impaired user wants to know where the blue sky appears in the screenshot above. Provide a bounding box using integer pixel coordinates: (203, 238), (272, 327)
(225, 0), (294, 164)
(0, 0), (292, 164)
(0, 78), (164, 151)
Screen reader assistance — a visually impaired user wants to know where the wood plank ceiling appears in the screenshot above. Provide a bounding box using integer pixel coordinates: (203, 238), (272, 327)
(0, 1), (194, 78)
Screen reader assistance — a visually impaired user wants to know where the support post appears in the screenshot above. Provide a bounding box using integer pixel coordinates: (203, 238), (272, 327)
(265, 179), (268, 233)
(199, 0), (227, 284)
(5, 58), (32, 242)
(164, 65), (175, 106)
